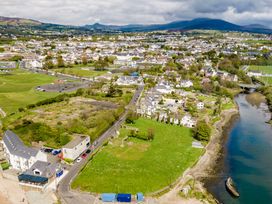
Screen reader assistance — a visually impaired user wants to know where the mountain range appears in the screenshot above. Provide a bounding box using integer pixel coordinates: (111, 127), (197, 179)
(0, 16), (271, 34)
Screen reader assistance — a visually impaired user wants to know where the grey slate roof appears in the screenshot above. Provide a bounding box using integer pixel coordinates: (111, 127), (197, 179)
(3, 130), (39, 159)
(24, 160), (59, 178)
(63, 135), (88, 149)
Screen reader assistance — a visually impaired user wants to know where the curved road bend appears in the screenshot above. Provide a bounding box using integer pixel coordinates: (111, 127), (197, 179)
(58, 85), (144, 204)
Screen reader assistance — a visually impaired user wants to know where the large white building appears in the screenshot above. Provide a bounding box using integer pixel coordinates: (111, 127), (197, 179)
(2, 130), (47, 171)
(62, 135), (90, 161)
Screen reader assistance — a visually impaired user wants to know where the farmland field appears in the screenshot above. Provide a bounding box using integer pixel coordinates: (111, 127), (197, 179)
(0, 69), (58, 114)
(53, 67), (107, 77)
(249, 65), (272, 75)
(72, 118), (203, 194)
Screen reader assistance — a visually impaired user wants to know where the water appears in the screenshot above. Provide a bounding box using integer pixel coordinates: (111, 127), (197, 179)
(206, 94), (272, 204)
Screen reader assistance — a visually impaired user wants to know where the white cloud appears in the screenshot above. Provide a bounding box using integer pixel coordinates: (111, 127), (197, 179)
(0, 0), (271, 27)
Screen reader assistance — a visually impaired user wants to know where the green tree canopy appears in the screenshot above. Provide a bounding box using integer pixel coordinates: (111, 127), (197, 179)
(193, 120), (211, 141)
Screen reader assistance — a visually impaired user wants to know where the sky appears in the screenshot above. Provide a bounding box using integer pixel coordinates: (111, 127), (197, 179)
(0, 0), (271, 28)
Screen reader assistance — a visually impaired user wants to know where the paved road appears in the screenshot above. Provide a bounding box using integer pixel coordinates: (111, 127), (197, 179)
(58, 85), (144, 204)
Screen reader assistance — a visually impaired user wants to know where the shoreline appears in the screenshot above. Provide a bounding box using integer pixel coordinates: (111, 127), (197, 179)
(157, 107), (239, 203)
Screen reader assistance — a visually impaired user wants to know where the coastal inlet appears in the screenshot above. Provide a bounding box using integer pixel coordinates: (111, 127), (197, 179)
(206, 93), (272, 204)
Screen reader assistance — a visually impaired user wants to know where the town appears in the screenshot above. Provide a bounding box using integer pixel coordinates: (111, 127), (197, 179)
(0, 26), (272, 204)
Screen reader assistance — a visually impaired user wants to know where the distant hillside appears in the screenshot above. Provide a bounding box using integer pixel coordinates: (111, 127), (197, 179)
(0, 16), (42, 26)
(0, 16), (271, 35)
(85, 18), (272, 34)
(243, 24), (270, 30)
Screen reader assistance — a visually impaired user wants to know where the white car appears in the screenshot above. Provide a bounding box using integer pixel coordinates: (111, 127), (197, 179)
(76, 157), (82, 163)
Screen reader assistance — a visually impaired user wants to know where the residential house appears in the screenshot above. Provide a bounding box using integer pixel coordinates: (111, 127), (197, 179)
(116, 76), (144, 86)
(180, 115), (196, 128)
(62, 135), (90, 161)
(197, 102), (205, 110)
(177, 80), (193, 88)
(2, 130), (47, 172)
(247, 70), (262, 77)
(18, 160), (62, 188)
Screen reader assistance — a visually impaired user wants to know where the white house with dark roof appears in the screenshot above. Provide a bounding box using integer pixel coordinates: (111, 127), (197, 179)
(18, 160), (63, 189)
(62, 135), (90, 161)
(2, 130), (47, 171)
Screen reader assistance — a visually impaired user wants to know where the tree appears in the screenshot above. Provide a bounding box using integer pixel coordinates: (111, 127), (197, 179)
(193, 120), (211, 141)
(43, 55), (54, 69)
(202, 82), (214, 93)
(82, 54), (88, 65)
(147, 128), (155, 140)
(9, 55), (23, 62)
(126, 110), (138, 124)
(213, 97), (222, 115)
(94, 57), (109, 71)
(57, 55), (65, 67)
(106, 82), (122, 97)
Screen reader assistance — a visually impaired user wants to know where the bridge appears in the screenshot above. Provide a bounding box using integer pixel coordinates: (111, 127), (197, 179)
(238, 83), (261, 89)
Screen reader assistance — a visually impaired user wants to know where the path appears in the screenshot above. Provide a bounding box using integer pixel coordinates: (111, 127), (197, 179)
(0, 107), (6, 118)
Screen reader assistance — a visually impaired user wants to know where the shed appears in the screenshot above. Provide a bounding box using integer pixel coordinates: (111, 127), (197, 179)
(101, 193), (116, 202)
(137, 192), (144, 202)
(117, 193), (131, 202)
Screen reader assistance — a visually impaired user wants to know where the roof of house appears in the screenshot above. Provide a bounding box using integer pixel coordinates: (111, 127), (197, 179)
(24, 160), (59, 178)
(3, 130), (38, 159)
(62, 135), (89, 149)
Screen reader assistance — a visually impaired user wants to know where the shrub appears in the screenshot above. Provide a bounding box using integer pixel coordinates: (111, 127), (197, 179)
(0, 162), (10, 170)
(193, 120), (211, 141)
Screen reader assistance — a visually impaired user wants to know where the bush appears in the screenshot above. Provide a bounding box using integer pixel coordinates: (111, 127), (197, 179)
(126, 110), (138, 124)
(0, 162), (10, 170)
(18, 107), (25, 112)
(63, 158), (74, 164)
(128, 128), (155, 141)
(193, 120), (211, 141)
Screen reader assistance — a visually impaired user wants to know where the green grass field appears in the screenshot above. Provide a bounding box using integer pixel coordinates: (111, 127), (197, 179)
(249, 65), (272, 75)
(259, 76), (272, 85)
(72, 118), (203, 194)
(0, 70), (58, 114)
(53, 68), (107, 77)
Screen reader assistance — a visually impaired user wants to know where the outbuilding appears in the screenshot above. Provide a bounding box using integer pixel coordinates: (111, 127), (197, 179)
(101, 193), (116, 202)
(136, 192), (144, 202)
(117, 193), (132, 202)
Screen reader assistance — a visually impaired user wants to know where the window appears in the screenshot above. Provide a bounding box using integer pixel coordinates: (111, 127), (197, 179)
(33, 169), (41, 175)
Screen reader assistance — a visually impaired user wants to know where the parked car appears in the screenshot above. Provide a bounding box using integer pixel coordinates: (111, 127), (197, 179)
(76, 157), (82, 163)
(81, 153), (87, 159)
(43, 148), (53, 153)
(86, 149), (91, 154)
(52, 149), (61, 155)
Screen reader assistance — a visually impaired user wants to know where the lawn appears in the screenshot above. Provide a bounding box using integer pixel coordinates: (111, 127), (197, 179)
(249, 65), (272, 75)
(259, 76), (272, 85)
(72, 118), (203, 194)
(0, 69), (58, 114)
(53, 68), (107, 78)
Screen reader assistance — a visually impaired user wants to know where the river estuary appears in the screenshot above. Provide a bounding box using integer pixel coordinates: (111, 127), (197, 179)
(206, 93), (272, 204)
